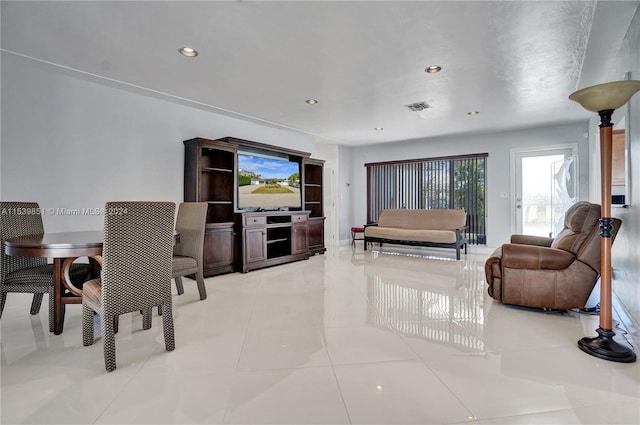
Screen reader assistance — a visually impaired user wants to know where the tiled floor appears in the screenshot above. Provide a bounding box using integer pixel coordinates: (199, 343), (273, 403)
(1, 245), (639, 424)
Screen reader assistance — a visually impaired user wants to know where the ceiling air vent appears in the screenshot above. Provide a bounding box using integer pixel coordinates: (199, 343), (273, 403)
(405, 101), (432, 112)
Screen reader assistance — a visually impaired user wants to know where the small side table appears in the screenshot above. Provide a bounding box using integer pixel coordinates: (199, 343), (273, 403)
(351, 227), (365, 245)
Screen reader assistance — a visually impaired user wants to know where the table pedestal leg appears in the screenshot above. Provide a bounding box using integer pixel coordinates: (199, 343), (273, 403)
(53, 256), (101, 335)
(52, 258), (64, 335)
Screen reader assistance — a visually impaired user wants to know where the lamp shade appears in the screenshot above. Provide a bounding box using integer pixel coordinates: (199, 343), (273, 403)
(569, 80), (640, 112)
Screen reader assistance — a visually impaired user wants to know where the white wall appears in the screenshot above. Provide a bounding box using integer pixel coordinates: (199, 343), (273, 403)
(349, 123), (590, 247)
(1, 53), (316, 232)
(602, 6), (640, 325)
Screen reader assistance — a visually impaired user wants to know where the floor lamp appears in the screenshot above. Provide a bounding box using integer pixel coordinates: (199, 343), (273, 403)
(569, 80), (640, 363)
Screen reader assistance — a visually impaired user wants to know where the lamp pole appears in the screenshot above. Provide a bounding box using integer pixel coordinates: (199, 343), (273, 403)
(569, 80), (640, 363)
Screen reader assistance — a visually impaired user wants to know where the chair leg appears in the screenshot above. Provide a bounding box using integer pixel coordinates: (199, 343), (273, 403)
(0, 292), (7, 319)
(48, 289), (55, 333)
(142, 308), (152, 330)
(82, 303), (94, 346)
(195, 272), (207, 301)
(103, 314), (117, 372)
(30, 293), (44, 315)
(174, 277), (184, 295)
(161, 302), (175, 352)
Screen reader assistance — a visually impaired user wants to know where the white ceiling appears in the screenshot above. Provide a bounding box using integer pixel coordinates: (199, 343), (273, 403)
(1, 1), (638, 146)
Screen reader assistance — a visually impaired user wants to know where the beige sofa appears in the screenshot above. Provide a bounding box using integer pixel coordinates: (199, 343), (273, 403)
(364, 209), (468, 259)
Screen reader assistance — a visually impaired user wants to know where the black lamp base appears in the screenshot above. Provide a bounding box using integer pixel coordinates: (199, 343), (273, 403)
(578, 327), (636, 363)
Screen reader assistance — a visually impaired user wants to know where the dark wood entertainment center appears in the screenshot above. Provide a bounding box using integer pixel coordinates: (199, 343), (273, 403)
(184, 137), (325, 276)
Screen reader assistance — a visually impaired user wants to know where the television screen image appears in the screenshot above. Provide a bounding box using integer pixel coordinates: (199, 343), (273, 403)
(237, 152), (301, 210)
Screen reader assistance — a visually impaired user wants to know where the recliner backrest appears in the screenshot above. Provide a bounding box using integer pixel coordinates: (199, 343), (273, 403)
(549, 201), (621, 274)
(550, 202), (601, 255)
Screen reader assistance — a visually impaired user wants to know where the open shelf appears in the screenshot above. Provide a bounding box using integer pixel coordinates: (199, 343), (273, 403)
(200, 170), (234, 204)
(302, 159), (324, 220)
(266, 225), (292, 258)
(267, 215), (292, 224)
(201, 148), (234, 171)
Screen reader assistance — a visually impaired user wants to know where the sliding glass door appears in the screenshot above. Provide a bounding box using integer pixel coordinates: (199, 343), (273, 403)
(366, 154), (486, 244)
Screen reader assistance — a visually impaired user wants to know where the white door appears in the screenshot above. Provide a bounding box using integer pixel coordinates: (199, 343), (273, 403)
(323, 161), (337, 246)
(513, 146), (577, 236)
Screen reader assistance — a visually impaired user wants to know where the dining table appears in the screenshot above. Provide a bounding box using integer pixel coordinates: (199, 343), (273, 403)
(5, 230), (179, 335)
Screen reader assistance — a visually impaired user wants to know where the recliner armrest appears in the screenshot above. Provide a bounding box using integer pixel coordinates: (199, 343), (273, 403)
(510, 234), (554, 247)
(501, 244), (575, 270)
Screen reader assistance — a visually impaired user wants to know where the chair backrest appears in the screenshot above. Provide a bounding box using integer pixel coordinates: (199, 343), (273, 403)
(173, 202), (208, 264)
(100, 201), (175, 315)
(550, 201), (621, 273)
(0, 201), (47, 281)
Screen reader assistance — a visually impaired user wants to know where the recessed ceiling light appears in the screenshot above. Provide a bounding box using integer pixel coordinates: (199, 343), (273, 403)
(467, 111), (480, 116)
(305, 99), (318, 105)
(179, 47), (198, 57)
(425, 65), (442, 74)
(374, 127), (384, 131)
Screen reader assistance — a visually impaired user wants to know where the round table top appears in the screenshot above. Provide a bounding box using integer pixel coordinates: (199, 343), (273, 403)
(6, 230), (179, 258)
(5, 231), (104, 258)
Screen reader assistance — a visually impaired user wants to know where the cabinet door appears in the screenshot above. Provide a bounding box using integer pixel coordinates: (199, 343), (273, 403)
(203, 225), (235, 275)
(291, 223), (308, 255)
(307, 217), (326, 254)
(245, 227), (267, 263)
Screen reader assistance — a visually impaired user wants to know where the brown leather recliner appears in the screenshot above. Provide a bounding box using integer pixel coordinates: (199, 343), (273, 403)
(485, 202), (621, 309)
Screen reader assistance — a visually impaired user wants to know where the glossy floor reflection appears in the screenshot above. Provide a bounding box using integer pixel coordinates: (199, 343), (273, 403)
(2, 245), (639, 424)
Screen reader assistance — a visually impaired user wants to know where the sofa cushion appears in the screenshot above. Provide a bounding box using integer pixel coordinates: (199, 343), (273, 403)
(172, 255), (198, 277)
(376, 209), (466, 230)
(365, 226), (457, 244)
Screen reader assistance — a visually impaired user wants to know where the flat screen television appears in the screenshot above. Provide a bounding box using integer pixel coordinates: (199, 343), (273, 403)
(237, 149), (301, 211)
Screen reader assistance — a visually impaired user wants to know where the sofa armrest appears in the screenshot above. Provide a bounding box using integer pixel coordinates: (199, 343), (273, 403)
(501, 244), (575, 270)
(510, 234), (554, 247)
(455, 226), (468, 241)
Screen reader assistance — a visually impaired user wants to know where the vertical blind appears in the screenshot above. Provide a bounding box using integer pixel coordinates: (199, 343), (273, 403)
(366, 153), (487, 244)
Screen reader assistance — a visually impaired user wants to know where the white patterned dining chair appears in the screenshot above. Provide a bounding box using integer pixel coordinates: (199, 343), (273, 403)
(82, 201), (176, 372)
(172, 202), (208, 300)
(1, 201), (89, 332)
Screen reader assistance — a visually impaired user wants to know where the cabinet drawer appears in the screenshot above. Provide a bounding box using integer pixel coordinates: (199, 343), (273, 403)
(292, 214), (307, 223)
(245, 216), (267, 226)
